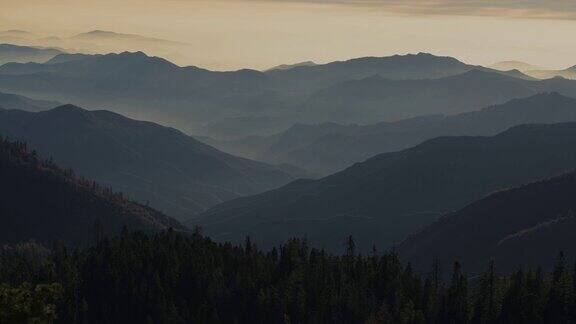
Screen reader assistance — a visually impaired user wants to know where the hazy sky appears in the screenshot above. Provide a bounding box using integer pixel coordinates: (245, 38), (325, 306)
(1, 0), (576, 70)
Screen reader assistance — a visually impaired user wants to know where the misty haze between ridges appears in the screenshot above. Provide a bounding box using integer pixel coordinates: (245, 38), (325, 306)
(3, 16), (576, 322)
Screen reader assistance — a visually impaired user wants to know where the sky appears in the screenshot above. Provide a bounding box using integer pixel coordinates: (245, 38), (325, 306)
(1, 0), (576, 70)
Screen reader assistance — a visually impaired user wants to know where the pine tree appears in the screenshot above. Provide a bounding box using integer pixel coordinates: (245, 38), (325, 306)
(544, 252), (573, 323)
(444, 261), (469, 324)
(472, 261), (501, 323)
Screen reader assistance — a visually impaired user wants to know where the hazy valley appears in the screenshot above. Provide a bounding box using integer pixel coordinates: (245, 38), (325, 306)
(3, 8), (576, 321)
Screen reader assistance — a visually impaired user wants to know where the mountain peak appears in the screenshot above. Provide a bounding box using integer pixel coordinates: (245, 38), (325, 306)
(0, 29), (34, 35)
(117, 50), (148, 58)
(490, 60), (540, 71)
(74, 30), (129, 38)
(348, 52), (461, 65)
(53, 103), (82, 109)
(46, 104), (99, 117)
(85, 29), (116, 35)
(267, 61), (317, 71)
(93, 51), (178, 68)
(46, 53), (93, 64)
(71, 30), (184, 46)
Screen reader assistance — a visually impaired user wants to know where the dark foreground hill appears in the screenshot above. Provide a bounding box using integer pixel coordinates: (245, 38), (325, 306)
(0, 105), (296, 221)
(399, 169), (576, 273)
(0, 138), (184, 245)
(194, 122), (576, 252)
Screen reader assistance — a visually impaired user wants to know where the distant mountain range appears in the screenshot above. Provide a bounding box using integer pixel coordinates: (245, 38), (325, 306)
(0, 43), (64, 65)
(0, 30), (38, 44)
(0, 137), (184, 245)
(0, 29), (194, 66)
(0, 51), (562, 139)
(400, 165), (576, 274)
(526, 66), (576, 80)
(0, 90), (60, 112)
(192, 122), (576, 252)
(71, 30), (186, 45)
(295, 69), (572, 125)
(490, 60), (542, 72)
(268, 53), (535, 93)
(0, 105), (297, 221)
(489, 60), (576, 80)
(210, 93), (576, 174)
(267, 61), (317, 71)
(0, 51), (277, 135)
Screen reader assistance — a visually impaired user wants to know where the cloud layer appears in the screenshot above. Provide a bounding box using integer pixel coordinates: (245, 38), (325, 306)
(266, 0), (576, 19)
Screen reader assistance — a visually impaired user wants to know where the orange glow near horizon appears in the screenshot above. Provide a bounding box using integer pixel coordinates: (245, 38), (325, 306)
(1, 0), (576, 70)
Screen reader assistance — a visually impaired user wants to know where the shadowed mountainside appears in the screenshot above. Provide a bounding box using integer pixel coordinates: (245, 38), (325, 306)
(193, 122), (576, 252)
(399, 169), (576, 274)
(235, 93), (576, 174)
(0, 105), (297, 221)
(0, 137), (185, 245)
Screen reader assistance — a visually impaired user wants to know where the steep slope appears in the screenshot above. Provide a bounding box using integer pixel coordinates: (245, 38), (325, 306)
(0, 91), (60, 112)
(0, 105), (295, 221)
(0, 44), (63, 65)
(193, 122), (576, 252)
(0, 138), (184, 245)
(399, 170), (576, 273)
(258, 93), (576, 174)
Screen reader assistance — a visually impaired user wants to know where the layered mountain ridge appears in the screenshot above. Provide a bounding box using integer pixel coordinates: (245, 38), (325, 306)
(209, 92), (576, 174)
(399, 169), (576, 273)
(0, 51), (556, 138)
(0, 104), (296, 221)
(193, 122), (576, 252)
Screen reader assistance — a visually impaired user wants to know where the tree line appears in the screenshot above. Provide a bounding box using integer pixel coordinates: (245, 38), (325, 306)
(1, 229), (576, 323)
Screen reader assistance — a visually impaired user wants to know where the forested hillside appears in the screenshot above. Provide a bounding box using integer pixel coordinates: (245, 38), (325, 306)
(0, 105), (296, 220)
(0, 138), (184, 244)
